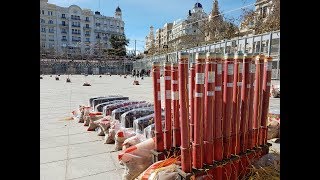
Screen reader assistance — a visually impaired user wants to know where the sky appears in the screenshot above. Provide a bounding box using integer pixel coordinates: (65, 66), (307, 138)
(48, 0), (255, 53)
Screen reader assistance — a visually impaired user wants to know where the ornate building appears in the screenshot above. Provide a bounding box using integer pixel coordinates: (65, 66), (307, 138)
(40, 0), (125, 57)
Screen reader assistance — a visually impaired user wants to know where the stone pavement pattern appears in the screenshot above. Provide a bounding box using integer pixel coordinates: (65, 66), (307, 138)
(40, 75), (280, 180)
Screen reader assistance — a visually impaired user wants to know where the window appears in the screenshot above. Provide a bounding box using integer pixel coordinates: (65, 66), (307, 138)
(40, 19), (45, 23)
(86, 31), (89, 34)
(96, 23), (100, 26)
(262, 6), (268, 18)
(42, 10), (44, 14)
(62, 36), (66, 39)
(86, 17), (89, 21)
(41, 43), (46, 48)
(86, 38), (90, 42)
(41, 27), (46, 32)
(48, 20), (53, 24)
(86, 24), (89, 28)
(48, 11), (53, 16)
(49, 28), (54, 33)
(62, 21), (65, 25)
(62, 14), (65, 18)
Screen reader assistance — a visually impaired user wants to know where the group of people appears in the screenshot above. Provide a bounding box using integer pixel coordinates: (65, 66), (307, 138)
(132, 69), (150, 78)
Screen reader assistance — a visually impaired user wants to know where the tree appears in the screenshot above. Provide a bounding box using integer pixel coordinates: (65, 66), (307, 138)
(240, 0), (280, 35)
(107, 34), (129, 57)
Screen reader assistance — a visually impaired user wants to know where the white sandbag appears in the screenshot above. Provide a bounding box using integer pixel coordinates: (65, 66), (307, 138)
(122, 134), (146, 151)
(119, 138), (155, 180)
(115, 128), (136, 151)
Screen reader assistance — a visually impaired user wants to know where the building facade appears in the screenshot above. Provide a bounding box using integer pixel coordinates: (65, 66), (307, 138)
(145, 2), (209, 55)
(40, 0), (125, 57)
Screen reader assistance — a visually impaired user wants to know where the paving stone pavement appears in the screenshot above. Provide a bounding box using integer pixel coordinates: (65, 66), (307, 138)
(40, 75), (280, 179)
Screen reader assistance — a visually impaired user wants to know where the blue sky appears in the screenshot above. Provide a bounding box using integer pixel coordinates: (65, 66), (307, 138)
(49, 0), (255, 52)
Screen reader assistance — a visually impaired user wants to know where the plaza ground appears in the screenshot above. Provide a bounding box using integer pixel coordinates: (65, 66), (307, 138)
(40, 75), (280, 180)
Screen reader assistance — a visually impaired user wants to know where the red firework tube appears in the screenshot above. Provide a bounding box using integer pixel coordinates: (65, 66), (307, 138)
(259, 56), (273, 146)
(231, 52), (244, 155)
(203, 52), (216, 165)
(171, 63), (180, 147)
(223, 53), (234, 159)
(214, 52), (224, 163)
(152, 62), (164, 155)
(189, 62), (195, 143)
(252, 55), (265, 148)
(230, 52), (244, 180)
(164, 62), (172, 150)
(178, 52), (192, 173)
(192, 52), (206, 169)
(240, 53), (253, 153)
(247, 53), (258, 149)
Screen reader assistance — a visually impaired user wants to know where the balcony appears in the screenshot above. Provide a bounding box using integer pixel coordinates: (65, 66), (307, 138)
(61, 16), (66, 19)
(85, 19), (90, 22)
(72, 25), (81, 27)
(61, 31), (67, 34)
(85, 41), (91, 43)
(48, 31), (54, 33)
(72, 32), (81, 35)
(71, 17), (81, 20)
(96, 36), (101, 39)
(60, 24), (68, 27)
(72, 39), (81, 42)
(85, 34), (90, 36)
(83, 26), (92, 30)
(61, 39), (67, 41)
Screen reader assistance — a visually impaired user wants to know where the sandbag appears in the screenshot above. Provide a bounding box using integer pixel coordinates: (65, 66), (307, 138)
(111, 103), (152, 121)
(267, 115), (280, 140)
(95, 100), (126, 112)
(89, 95), (124, 106)
(143, 121), (165, 139)
(137, 158), (179, 180)
(92, 96), (129, 109)
(120, 108), (155, 128)
(119, 138), (155, 180)
(104, 120), (122, 144)
(103, 101), (143, 116)
(79, 106), (91, 123)
(99, 119), (111, 136)
(87, 116), (110, 131)
(115, 128), (136, 151)
(122, 134), (146, 151)
(84, 112), (103, 126)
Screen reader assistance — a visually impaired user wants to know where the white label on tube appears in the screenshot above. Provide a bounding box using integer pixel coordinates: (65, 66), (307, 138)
(165, 76), (171, 80)
(165, 90), (171, 99)
(207, 71), (215, 83)
(207, 91), (215, 96)
(157, 91), (161, 100)
(247, 84), (251, 88)
(238, 63), (243, 73)
(172, 91), (179, 100)
(195, 92), (203, 97)
(217, 64), (222, 75)
(157, 79), (160, 83)
(172, 80), (178, 84)
(227, 64), (234, 75)
(215, 86), (222, 91)
(227, 83), (233, 87)
(267, 82), (271, 86)
(237, 82), (242, 86)
(195, 73), (205, 84)
(250, 64), (256, 73)
(267, 62), (272, 71)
